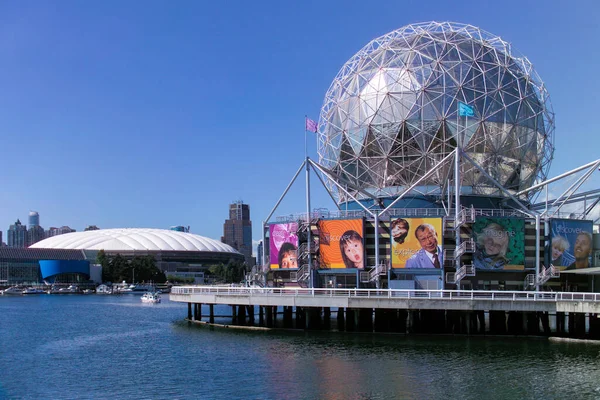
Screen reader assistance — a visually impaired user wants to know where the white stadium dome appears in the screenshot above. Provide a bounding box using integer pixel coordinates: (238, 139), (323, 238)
(30, 228), (240, 254)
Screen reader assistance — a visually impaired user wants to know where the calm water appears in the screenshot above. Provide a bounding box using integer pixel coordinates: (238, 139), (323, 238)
(1, 295), (600, 400)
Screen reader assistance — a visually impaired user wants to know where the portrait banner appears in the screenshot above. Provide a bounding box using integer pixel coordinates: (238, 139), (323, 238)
(390, 217), (443, 269)
(318, 219), (364, 269)
(472, 218), (524, 270)
(550, 219), (593, 270)
(269, 223), (299, 269)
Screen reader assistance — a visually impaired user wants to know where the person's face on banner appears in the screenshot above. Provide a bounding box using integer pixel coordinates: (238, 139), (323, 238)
(392, 222), (409, 243)
(416, 227), (438, 253)
(574, 234), (592, 261)
(552, 245), (564, 260)
(344, 238), (363, 265)
(281, 252), (297, 269)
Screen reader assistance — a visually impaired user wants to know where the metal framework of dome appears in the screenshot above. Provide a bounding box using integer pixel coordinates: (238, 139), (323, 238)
(317, 21), (555, 204)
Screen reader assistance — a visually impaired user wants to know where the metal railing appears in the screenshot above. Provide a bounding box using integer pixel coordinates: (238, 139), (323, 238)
(273, 207), (544, 223)
(171, 286), (600, 303)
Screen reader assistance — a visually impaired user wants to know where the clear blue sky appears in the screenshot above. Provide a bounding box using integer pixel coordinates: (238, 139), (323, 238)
(1, 0), (599, 249)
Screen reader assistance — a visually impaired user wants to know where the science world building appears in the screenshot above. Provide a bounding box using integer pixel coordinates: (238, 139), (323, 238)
(0, 228), (243, 285)
(260, 22), (600, 293)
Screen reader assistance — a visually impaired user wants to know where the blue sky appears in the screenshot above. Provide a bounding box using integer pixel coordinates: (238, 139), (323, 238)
(1, 0), (599, 249)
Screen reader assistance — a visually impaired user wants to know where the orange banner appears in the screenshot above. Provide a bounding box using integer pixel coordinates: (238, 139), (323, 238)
(318, 219), (364, 269)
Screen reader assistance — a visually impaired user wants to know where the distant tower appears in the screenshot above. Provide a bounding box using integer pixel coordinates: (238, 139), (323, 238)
(222, 201), (253, 266)
(7, 219), (27, 248)
(170, 226), (190, 232)
(29, 211), (40, 227)
(256, 240), (263, 268)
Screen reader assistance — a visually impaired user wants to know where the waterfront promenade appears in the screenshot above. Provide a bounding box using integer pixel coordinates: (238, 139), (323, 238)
(170, 286), (600, 338)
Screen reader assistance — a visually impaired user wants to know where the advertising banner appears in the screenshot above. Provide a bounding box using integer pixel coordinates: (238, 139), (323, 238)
(390, 217), (444, 269)
(318, 219), (364, 269)
(472, 218), (524, 270)
(269, 223), (299, 269)
(550, 219), (594, 270)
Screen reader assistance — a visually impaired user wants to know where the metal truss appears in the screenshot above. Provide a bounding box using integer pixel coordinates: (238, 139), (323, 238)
(317, 21), (554, 205)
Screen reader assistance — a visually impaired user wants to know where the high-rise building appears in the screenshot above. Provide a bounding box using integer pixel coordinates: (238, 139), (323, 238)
(222, 201), (253, 266)
(46, 226), (76, 237)
(29, 211), (40, 227)
(8, 219), (27, 248)
(170, 226), (190, 232)
(256, 240), (263, 268)
(27, 225), (45, 247)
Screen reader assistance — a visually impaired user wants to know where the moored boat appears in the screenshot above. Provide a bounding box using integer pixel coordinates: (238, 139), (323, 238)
(1, 286), (24, 295)
(22, 287), (47, 295)
(140, 291), (161, 303)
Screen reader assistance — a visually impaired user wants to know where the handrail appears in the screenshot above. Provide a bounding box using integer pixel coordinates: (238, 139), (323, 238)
(170, 286), (600, 302)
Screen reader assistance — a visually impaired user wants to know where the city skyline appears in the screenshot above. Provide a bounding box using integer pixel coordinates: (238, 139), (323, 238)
(1, 1), (599, 247)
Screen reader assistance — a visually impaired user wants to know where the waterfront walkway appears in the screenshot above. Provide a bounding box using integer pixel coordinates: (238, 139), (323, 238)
(170, 286), (600, 314)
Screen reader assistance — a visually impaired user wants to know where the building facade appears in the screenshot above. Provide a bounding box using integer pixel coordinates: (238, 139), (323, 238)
(7, 220), (27, 248)
(222, 201), (253, 266)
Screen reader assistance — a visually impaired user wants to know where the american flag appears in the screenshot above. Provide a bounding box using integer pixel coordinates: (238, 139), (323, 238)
(305, 118), (318, 133)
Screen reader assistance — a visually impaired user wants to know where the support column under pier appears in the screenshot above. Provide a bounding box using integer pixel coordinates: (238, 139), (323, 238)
(266, 306), (273, 328)
(295, 307), (305, 330)
(283, 306), (293, 329)
(569, 313), (586, 338)
(507, 312), (524, 335)
(556, 312), (565, 334)
(489, 311), (506, 335)
(209, 304), (214, 324)
(323, 307), (331, 330)
(187, 303), (192, 320)
(193, 303), (202, 321)
(237, 305), (246, 326)
(346, 309), (356, 332)
(337, 307), (345, 332)
(306, 308), (323, 330)
(526, 312), (540, 335)
(539, 312), (550, 336)
(259, 306), (264, 326)
(589, 314), (600, 340)
(247, 305), (255, 325)
(357, 309), (373, 332)
(395, 310), (408, 334)
(231, 305), (237, 324)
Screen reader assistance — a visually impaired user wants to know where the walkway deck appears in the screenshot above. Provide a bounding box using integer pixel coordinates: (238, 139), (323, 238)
(170, 286), (600, 314)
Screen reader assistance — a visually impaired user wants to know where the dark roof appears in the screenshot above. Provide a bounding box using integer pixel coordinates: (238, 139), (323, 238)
(0, 247), (86, 261)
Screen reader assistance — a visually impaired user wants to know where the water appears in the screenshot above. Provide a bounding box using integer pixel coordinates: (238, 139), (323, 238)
(1, 295), (600, 400)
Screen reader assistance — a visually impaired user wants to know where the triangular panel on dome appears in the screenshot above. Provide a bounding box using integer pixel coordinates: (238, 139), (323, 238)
(361, 129), (384, 157)
(371, 94), (399, 126)
(347, 127), (368, 156)
(369, 123), (402, 155)
(405, 119), (428, 153)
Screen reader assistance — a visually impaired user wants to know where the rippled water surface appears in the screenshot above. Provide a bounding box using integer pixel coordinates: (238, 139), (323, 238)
(1, 295), (600, 399)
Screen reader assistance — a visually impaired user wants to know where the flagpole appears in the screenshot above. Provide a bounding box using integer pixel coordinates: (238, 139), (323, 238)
(304, 115), (308, 159)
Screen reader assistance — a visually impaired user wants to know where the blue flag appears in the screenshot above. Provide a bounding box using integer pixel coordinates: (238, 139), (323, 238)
(458, 101), (474, 117)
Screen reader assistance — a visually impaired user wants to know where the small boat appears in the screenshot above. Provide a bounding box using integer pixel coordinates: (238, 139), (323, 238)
(140, 292), (161, 303)
(22, 287), (46, 295)
(1, 286), (24, 295)
(96, 284), (113, 294)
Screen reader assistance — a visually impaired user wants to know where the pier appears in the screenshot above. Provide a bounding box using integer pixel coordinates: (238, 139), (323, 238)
(170, 286), (600, 338)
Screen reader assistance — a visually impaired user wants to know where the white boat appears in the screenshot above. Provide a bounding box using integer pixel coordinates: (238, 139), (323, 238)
(96, 284), (113, 294)
(140, 292), (161, 303)
(1, 286), (24, 295)
(22, 287), (46, 295)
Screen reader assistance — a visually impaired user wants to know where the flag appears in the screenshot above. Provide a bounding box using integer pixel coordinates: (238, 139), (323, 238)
(458, 101), (474, 117)
(305, 118), (318, 133)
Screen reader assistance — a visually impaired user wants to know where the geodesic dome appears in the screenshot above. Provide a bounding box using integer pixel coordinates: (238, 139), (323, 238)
(317, 21), (554, 205)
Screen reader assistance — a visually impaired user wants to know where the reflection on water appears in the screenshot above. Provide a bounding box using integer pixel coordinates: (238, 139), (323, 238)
(0, 296), (599, 399)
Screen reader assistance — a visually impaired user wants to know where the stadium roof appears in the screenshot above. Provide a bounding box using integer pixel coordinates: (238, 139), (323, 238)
(30, 228), (240, 254)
